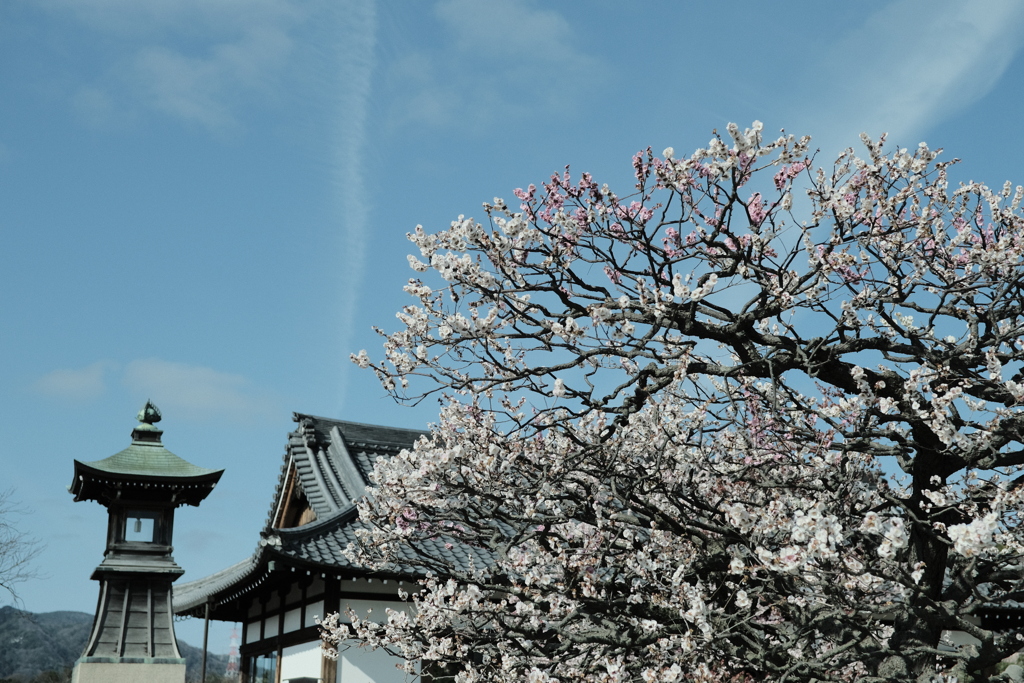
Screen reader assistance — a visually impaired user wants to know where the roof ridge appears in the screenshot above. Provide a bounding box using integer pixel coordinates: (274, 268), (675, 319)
(305, 441), (344, 517)
(293, 413), (427, 437)
(314, 439), (351, 509)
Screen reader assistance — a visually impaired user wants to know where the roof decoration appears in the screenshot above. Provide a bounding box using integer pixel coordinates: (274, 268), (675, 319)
(137, 399), (162, 425)
(69, 402), (223, 505)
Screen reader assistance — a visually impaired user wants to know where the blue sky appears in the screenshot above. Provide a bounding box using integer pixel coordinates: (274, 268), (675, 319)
(3, 0), (1024, 653)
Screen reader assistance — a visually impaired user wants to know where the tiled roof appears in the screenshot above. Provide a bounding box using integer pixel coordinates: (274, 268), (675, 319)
(273, 505), (492, 577)
(171, 557), (262, 614)
(173, 508), (491, 615)
(265, 414), (427, 528)
(173, 414), (434, 615)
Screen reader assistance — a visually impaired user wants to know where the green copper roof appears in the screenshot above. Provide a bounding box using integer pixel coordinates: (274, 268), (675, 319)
(79, 441), (220, 478)
(70, 401), (223, 507)
(74, 401), (221, 480)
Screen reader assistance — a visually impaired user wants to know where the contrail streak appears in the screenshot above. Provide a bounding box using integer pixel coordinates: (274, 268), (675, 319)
(330, 0), (377, 411)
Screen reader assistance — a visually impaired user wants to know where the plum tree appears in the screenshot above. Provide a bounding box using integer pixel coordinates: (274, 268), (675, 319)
(328, 123), (1024, 682)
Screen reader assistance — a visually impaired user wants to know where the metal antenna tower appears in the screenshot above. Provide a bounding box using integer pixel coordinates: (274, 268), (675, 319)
(225, 626), (241, 680)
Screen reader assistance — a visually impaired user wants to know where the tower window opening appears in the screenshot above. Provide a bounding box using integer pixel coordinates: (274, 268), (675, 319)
(125, 510), (157, 543)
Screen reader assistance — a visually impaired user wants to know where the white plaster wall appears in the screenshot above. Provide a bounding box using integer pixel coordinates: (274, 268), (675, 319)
(284, 606), (302, 632)
(338, 641), (415, 683)
(244, 620), (257, 644)
(281, 641), (323, 681)
(306, 599), (325, 628)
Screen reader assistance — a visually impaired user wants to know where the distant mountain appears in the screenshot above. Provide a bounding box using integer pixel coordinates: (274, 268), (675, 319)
(0, 607), (91, 681)
(0, 606), (230, 683)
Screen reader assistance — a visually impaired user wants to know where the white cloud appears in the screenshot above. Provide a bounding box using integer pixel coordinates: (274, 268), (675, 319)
(121, 358), (276, 422)
(382, 0), (602, 130)
(129, 25), (292, 130)
(33, 361), (115, 401)
(42, 0), (307, 132)
(795, 0), (1024, 158)
(33, 358), (276, 421)
(44, 0), (302, 36)
(435, 0), (584, 63)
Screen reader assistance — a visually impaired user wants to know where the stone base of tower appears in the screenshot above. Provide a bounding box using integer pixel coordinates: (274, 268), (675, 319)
(71, 657), (186, 683)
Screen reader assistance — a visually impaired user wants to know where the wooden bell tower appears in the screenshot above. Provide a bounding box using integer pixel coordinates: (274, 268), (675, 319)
(69, 402), (223, 683)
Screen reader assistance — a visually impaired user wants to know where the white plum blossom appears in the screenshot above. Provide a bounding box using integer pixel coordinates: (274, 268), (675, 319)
(948, 512), (1000, 558)
(877, 518), (910, 560)
(552, 378), (566, 398)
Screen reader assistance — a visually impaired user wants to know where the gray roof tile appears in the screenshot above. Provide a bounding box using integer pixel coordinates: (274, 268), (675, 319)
(175, 414), (441, 615)
(264, 414), (427, 530)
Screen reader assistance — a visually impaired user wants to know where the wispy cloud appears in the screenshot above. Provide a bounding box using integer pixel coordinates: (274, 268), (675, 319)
(34, 358), (276, 422)
(129, 24), (293, 130)
(327, 0), (377, 411)
(44, 0), (306, 132)
(381, 0), (601, 131)
(435, 0), (588, 64)
(122, 358), (276, 422)
(793, 0), (1024, 158)
(44, 0), (300, 35)
(33, 361), (115, 401)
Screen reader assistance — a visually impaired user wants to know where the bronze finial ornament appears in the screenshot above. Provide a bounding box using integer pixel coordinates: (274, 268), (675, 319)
(137, 400), (162, 425)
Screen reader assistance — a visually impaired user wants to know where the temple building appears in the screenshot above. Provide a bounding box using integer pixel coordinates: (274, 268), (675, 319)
(173, 414), (436, 683)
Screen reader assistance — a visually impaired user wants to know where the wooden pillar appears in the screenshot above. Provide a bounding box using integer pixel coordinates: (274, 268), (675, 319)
(321, 653), (338, 683)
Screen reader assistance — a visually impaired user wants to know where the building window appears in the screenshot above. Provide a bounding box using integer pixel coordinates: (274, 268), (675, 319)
(249, 651), (277, 683)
